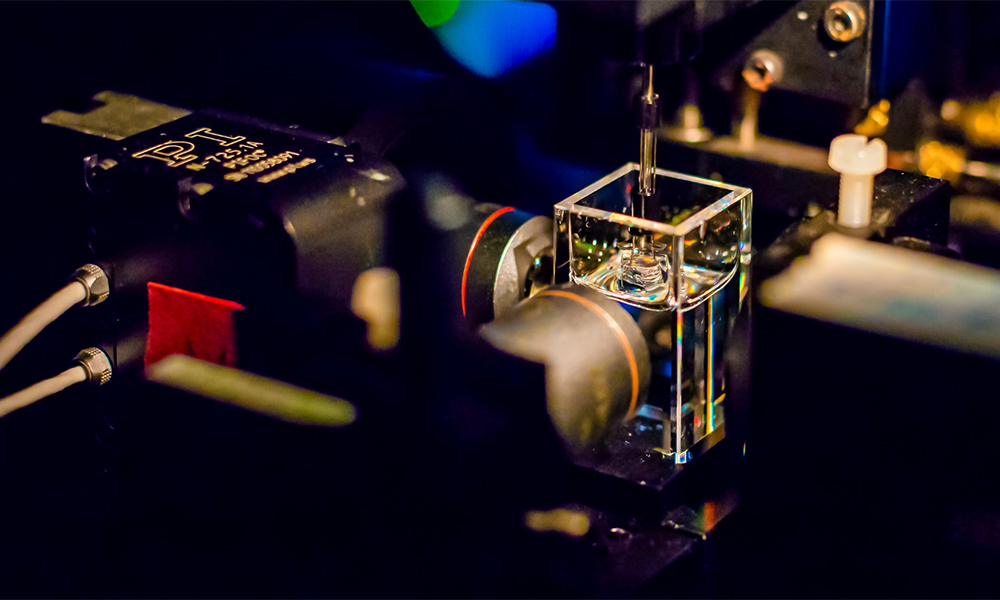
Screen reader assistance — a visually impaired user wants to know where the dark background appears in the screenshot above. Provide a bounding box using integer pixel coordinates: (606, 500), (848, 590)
(4, 1), (1000, 597)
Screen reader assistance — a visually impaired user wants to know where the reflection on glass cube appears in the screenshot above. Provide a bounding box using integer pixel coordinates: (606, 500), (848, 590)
(554, 163), (751, 463)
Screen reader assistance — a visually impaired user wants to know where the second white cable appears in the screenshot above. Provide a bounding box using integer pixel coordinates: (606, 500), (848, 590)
(0, 366), (87, 420)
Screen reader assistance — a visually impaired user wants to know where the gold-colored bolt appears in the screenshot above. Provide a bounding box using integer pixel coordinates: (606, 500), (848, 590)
(939, 94), (1000, 149)
(940, 99), (962, 122)
(918, 141), (965, 182)
(854, 99), (891, 137)
(824, 1), (867, 43)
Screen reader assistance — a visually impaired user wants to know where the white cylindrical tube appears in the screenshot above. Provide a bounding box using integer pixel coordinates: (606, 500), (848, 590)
(838, 173), (875, 227)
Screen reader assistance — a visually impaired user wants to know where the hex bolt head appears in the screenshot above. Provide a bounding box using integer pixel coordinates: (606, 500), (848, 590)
(75, 347), (113, 386)
(71, 264), (110, 307)
(824, 1), (867, 43)
(742, 50), (784, 92)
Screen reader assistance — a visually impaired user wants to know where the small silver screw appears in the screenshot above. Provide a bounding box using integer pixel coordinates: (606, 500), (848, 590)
(742, 49), (784, 92)
(824, 1), (867, 43)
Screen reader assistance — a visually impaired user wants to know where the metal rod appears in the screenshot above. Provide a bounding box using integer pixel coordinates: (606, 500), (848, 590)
(638, 65), (659, 198)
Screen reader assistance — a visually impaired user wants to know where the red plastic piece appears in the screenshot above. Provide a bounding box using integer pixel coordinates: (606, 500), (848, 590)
(144, 282), (245, 369)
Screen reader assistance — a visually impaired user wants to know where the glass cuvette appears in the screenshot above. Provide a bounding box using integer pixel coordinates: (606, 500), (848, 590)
(554, 163), (751, 462)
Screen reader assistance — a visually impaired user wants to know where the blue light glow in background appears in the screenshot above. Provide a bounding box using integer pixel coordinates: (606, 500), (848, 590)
(426, 1), (557, 78)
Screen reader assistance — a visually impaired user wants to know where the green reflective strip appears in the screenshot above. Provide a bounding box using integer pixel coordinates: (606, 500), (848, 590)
(147, 355), (356, 428)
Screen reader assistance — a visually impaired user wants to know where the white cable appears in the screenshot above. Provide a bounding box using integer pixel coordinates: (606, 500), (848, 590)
(0, 282), (86, 372)
(0, 264), (109, 373)
(0, 366), (87, 420)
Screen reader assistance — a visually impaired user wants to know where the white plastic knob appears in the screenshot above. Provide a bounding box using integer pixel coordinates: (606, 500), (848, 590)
(828, 134), (887, 228)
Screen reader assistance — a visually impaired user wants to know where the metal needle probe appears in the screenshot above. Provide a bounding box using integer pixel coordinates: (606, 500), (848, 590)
(637, 64), (660, 199)
(630, 65), (661, 262)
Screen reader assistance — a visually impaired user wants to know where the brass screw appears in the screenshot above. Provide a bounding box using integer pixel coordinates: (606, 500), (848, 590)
(854, 99), (891, 137)
(918, 141), (965, 182)
(940, 94), (1000, 149)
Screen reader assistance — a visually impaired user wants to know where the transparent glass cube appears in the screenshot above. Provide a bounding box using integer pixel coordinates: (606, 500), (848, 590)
(554, 163), (751, 463)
